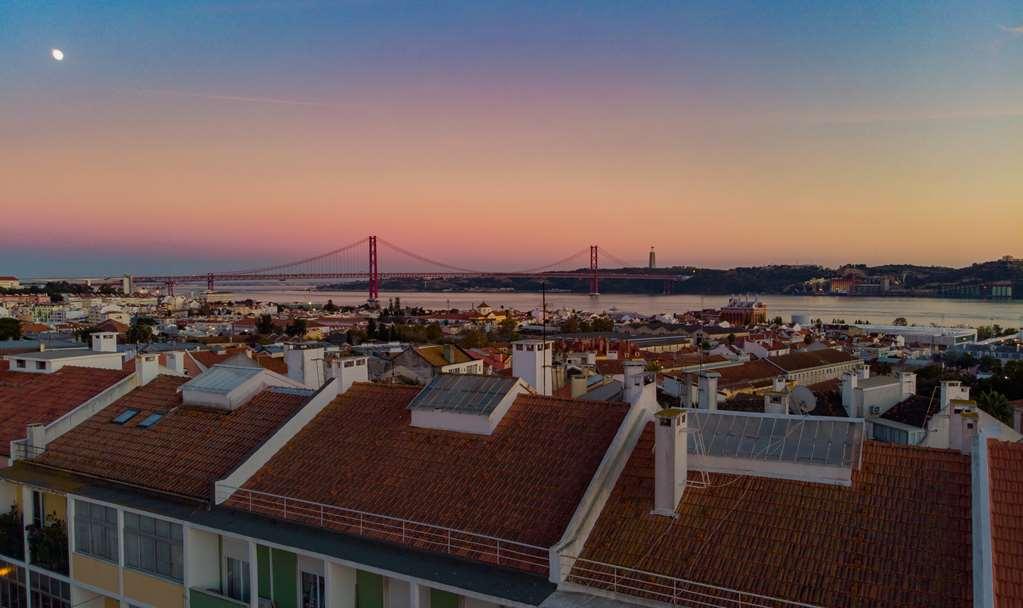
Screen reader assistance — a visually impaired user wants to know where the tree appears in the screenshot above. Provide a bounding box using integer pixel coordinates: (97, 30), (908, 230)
(125, 322), (153, 345)
(803, 334), (813, 345)
(893, 317), (908, 326)
(0, 318), (20, 341)
(367, 318), (378, 338)
(286, 318), (308, 338)
(323, 299), (339, 313)
(461, 329), (488, 348)
(256, 315), (275, 335)
(425, 323), (443, 342)
(977, 389), (1013, 426)
(726, 333), (736, 346)
(771, 316), (783, 326)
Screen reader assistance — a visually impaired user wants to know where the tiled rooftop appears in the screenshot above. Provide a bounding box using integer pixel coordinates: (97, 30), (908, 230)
(236, 383), (629, 548)
(766, 349), (859, 372)
(0, 364), (132, 457)
(35, 375), (309, 499)
(414, 344), (477, 367)
(576, 424), (972, 607)
(880, 394), (938, 429)
(988, 438), (1023, 607)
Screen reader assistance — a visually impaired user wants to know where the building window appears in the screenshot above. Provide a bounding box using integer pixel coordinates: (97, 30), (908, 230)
(35, 362), (46, 371)
(123, 512), (183, 582)
(29, 572), (69, 608)
(74, 500), (118, 562)
(873, 424), (909, 445)
(302, 571), (325, 608)
(31, 492), (43, 528)
(0, 559), (26, 608)
(226, 557), (251, 603)
(15, 360), (25, 369)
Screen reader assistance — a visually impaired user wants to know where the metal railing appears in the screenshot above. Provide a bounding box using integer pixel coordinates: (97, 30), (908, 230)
(216, 485), (550, 574)
(563, 556), (820, 608)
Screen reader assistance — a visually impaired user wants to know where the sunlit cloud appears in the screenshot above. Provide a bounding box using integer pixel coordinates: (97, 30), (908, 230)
(999, 24), (1023, 34)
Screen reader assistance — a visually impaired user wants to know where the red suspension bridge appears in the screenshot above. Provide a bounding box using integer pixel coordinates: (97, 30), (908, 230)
(130, 236), (686, 300)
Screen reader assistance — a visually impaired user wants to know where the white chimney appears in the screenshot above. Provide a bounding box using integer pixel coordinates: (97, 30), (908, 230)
(772, 376), (786, 392)
(164, 351), (186, 375)
(857, 366), (870, 380)
(653, 408), (687, 517)
(623, 360), (645, 405)
(136, 353), (160, 386)
(91, 332), (118, 353)
(511, 339), (553, 396)
(327, 356), (368, 394)
(27, 423), (46, 457)
(841, 372), (859, 415)
(898, 372), (916, 399)
(949, 401), (979, 454)
(697, 371), (719, 410)
(940, 380), (969, 411)
(286, 346), (325, 389)
(764, 390), (788, 415)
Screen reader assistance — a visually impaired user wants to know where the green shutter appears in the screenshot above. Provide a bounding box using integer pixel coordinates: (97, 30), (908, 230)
(356, 570), (384, 608)
(271, 548), (298, 608)
(257, 545), (271, 600)
(430, 589), (460, 608)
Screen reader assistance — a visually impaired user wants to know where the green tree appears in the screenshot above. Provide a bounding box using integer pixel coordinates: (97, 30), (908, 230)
(977, 389), (1013, 425)
(323, 299), (339, 313)
(771, 316), (783, 326)
(256, 314), (275, 335)
(0, 318), (20, 341)
(590, 316), (614, 332)
(893, 317), (908, 326)
(125, 322), (154, 344)
(286, 318), (308, 338)
(727, 333), (736, 346)
(425, 323), (443, 342)
(461, 329), (488, 348)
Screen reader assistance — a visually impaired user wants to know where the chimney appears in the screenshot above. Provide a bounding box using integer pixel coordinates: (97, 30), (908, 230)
(38, 343), (46, 353)
(857, 366), (870, 380)
(764, 389), (789, 415)
(327, 356), (368, 394)
(511, 339), (552, 396)
(898, 371), (916, 399)
(27, 423), (46, 457)
(135, 353), (160, 386)
(623, 360), (645, 405)
(286, 346), (326, 389)
(681, 374), (693, 408)
(841, 372), (858, 415)
(165, 351), (186, 375)
(772, 376), (786, 393)
(697, 371), (719, 410)
(949, 401), (979, 454)
(443, 344), (455, 364)
(91, 332), (118, 353)
(653, 408), (687, 517)
(940, 380), (968, 411)
(570, 375), (588, 399)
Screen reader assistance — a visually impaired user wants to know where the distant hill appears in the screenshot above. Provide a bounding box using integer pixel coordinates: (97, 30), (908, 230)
(318, 258), (1023, 298)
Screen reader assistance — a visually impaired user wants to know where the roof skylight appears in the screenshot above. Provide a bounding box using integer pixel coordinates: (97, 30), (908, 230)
(112, 409), (139, 425)
(138, 413), (164, 429)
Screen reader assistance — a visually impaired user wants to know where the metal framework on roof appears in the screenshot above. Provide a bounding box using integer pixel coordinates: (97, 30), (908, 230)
(686, 410), (864, 470)
(182, 365), (264, 395)
(407, 374), (520, 415)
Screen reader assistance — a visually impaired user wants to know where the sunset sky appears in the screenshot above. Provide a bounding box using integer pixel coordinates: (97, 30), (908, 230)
(2, 1), (1022, 275)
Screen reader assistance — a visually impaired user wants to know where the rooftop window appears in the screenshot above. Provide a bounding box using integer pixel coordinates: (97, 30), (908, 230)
(137, 413), (164, 429)
(112, 409), (139, 424)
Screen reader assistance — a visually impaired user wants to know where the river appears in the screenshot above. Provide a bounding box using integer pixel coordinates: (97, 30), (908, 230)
(214, 288), (1023, 329)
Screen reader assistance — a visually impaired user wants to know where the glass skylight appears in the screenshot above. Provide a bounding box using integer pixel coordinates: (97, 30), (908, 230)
(112, 409), (139, 424)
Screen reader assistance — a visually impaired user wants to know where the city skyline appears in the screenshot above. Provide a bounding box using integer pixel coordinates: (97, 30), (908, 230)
(3, 0), (1023, 275)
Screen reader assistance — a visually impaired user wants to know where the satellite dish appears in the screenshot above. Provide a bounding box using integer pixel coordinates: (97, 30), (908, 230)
(791, 386), (817, 414)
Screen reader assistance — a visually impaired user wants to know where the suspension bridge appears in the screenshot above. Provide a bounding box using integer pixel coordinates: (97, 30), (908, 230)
(128, 236), (686, 300)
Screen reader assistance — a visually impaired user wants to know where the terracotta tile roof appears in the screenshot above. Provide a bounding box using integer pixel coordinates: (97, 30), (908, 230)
(988, 439), (1023, 607)
(92, 319), (130, 334)
(413, 344), (477, 367)
(0, 364), (132, 457)
(766, 349), (859, 372)
(189, 348), (249, 370)
(880, 394), (939, 429)
(236, 383), (629, 550)
(35, 376), (308, 499)
(255, 355), (288, 375)
(577, 427), (972, 607)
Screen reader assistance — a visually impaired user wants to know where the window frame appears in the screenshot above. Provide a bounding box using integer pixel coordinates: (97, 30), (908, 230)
(122, 512), (183, 582)
(73, 500), (119, 563)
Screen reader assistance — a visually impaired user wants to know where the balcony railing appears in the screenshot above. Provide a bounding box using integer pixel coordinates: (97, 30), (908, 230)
(216, 484), (550, 574)
(562, 556), (820, 608)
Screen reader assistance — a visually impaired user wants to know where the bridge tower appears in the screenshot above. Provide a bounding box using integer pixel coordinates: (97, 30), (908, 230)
(207, 273), (215, 292)
(368, 235), (380, 303)
(589, 245), (599, 296)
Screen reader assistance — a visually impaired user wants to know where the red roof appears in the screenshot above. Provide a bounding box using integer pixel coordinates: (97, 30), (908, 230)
(235, 383), (628, 550)
(36, 376), (309, 499)
(0, 364), (132, 457)
(989, 438), (1023, 607)
(576, 425), (973, 607)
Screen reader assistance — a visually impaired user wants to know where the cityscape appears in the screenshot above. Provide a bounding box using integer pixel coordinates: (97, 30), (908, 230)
(2, 2), (1023, 608)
